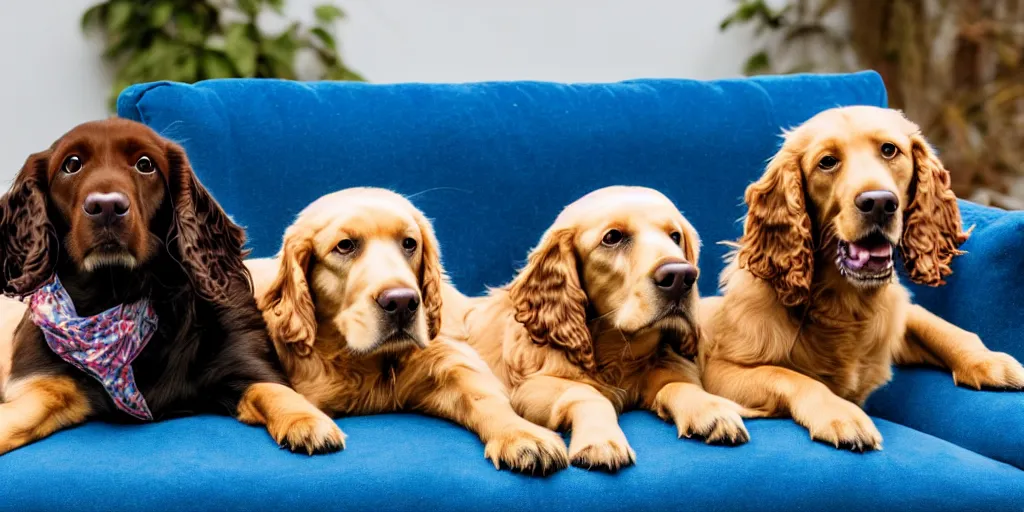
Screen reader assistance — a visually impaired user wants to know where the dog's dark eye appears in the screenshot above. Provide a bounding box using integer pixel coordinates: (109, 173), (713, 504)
(818, 155), (839, 171)
(402, 237), (417, 252)
(670, 231), (682, 245)
(880, 142), (899, 160)
(135, 156), (155, 174)
(336, 239), (356, 255)
(602, 229), (623, 246)
(62, 155), (82, 174)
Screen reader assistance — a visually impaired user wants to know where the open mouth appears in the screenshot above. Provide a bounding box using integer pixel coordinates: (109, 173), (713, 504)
(836, 231), (895, 285)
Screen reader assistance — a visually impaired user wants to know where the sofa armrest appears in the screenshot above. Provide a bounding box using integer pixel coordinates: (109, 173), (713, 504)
(866, 199), (1024, 469)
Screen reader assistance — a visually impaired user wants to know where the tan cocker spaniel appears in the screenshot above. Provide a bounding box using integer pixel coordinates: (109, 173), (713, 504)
(700, 106), (1024, 451)
(450, 186), (755, 472)
(246, 187), (569, 474)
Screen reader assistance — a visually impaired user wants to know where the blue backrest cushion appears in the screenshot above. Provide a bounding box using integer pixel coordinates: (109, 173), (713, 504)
(117, 71), (888, 296)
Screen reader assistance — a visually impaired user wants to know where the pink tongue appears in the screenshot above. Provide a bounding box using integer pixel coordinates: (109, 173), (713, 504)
(847, 244), (871, 268)
(847, 242), (892, 269)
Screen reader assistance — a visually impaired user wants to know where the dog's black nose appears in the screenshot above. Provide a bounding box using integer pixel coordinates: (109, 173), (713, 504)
(376, 288), (420, 324)
(653, 262), (698, 300)
(83, 192), (130, 225)
(855, 190), (898, 224)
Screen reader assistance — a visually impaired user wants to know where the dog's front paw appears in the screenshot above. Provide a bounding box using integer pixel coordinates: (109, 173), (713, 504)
(269, 410), (346, 455)
(659, 393), (749, 445)
(567, 425), (636, 471)
(953, 350), (1024, 390)
(796, 396), (882, 452)
(484, 420), (569, 475)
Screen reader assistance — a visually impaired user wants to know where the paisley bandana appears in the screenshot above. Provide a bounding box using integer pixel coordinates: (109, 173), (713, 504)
(27, 276), (158, 421)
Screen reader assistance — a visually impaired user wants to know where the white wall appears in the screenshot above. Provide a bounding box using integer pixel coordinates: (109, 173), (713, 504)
(0, 0), (756, 183)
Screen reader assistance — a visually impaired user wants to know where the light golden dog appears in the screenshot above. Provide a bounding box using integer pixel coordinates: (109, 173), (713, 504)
(246, 187), (569, 474)
(700, 105), (1024, 451)
(451, 186), (754, 472)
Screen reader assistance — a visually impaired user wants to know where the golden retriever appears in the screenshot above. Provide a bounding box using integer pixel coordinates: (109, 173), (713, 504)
(451, 186), (755, 472)
(245, 187), (569, 474)
(700, 105), (1024, 451)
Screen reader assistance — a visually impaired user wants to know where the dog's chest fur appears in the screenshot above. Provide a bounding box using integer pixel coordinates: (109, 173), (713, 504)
(790, 284), (909, 405)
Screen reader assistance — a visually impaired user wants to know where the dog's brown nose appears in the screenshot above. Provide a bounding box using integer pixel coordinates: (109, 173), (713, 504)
(376, 288), (420, 323)
(83, 192), (130, 225)
(855, 190), (898, 224)
(653, 262), (697, 300)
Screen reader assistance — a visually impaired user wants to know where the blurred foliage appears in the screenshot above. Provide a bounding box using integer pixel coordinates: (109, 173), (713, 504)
(82, 0), (364, 110)
(722, 0), (1024, 209)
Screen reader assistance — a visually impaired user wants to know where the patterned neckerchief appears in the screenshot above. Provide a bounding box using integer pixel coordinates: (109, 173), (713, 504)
(27, 276), (158, 421)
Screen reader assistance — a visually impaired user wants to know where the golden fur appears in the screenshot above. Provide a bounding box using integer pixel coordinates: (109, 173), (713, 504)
(0, 297), (26, 395)
(451, 186), (755, 472)
(246, 187), (569, 474)
(700, 106), (1024, 451)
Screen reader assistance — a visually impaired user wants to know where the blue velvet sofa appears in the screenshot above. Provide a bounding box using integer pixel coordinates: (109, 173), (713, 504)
(2, 71), (1021, 511)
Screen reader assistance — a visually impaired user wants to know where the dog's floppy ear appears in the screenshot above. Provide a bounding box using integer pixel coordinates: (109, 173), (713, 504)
(900, 133), (969, 286)
(508, 227), (593, 372)
(737, 144), (814, 307)
(1, 151), (55, 297)
(412, 209), (445, 341)
(165, 142), (250, 303)
(258, 231), (317, 355)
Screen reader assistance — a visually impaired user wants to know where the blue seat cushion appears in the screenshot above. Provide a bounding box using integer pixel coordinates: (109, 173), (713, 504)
(2, 413), (1021, 511)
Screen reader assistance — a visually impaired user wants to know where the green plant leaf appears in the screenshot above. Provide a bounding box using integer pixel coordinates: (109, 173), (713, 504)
(267, 0), (285, 14)
(201, 51), (237, 79)
(174, 11), (204, 44)
(314, 4), (344, 24)
(224, 23), (258, 77)
(149, 1), (174, 28)
(310, 27), (336, 51)
(81, 3), (107, 30)
(106, 0), (134, 33)
(238, 0), (260, 17)
(744, 51), (771, 75)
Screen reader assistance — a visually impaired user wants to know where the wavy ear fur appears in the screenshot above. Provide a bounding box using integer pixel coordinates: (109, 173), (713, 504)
(900, 134), (969, 286)
(258, 233), (316, 356)
(412, 210), (445, 341)
(166, 143), (250, 304)
(508, 228), (593, 372)
(1, 151), (55, 297)
(736, 146), (814, 307)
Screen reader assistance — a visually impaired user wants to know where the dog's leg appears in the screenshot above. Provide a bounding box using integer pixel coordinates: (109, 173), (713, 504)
(400, 339), (568, 475)
(641, 351), (753, 445)
(899, 304), (1024, 390)
(0, 375), (91, 455)
(509, 373), (634, 471)
(236, 382), (346, 455)
(703, 358), (883, 451)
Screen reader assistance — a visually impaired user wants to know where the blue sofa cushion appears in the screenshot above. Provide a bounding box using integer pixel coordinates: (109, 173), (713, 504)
(2, 413), (1022, 512)
(117, 71), (888, 296)
(867, 201), (1024, 469)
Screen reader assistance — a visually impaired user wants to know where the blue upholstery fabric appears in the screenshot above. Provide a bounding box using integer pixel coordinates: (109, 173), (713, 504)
(2, 413), (1022, 512)
(116, 71), (888, 296)
(2, 71), (997, 508)
(867, 201), (1024, 468)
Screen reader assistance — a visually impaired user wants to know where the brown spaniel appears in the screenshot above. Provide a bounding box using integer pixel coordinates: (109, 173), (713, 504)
(0, 119), (342, 455)
(700, 106), (1024, 451)
(451, 186), (755, 472)
(246, 187), (569, 474)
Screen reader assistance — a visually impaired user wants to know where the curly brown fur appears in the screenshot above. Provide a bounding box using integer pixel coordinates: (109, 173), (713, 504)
(701, 106), (1024, 453)
(0, 119), (339, 456)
